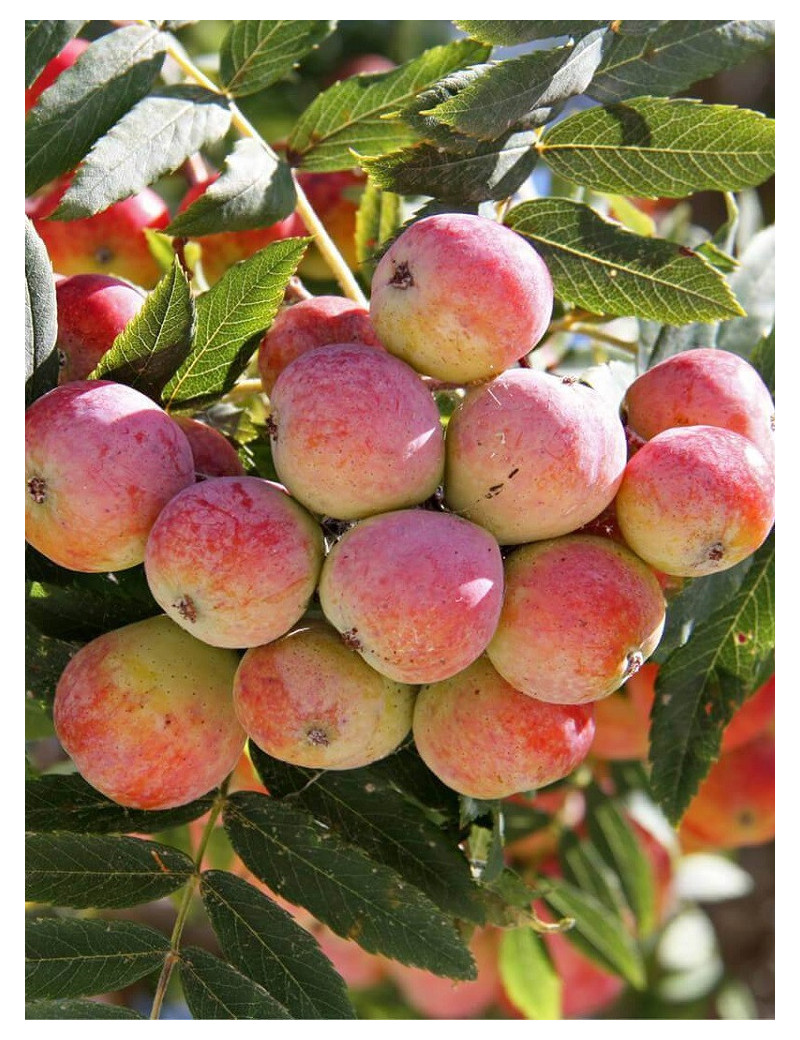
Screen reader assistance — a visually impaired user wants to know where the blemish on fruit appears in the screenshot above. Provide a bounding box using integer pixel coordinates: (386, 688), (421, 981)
(623, 650), (644, 681)
(707, 541), (725, 563)
(388, 261), (414, 289)
(306, 727), (330, 747)
(94, 246), (114, 265)
(173, 595), (198, 624)
(342, 627), (362, 650)
(28, 476), (47, 504)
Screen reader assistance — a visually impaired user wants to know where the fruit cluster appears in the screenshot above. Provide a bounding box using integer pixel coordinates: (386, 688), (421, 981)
(25, 209), (775, 816)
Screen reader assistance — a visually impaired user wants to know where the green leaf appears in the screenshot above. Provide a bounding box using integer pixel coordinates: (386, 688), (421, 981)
(541, 98), (775, 199)
(25, 620), (78, 710)
(498, 928), (561, 1019)
(201, 871), (355, 1018)
(650, 534), (775, 824)
(557, 831), (627, 917)
(26, 695), (54, 741)
(588, 21), (775, 104)
(26, 916), (169, 1000)
(25, 20), (85, 88)
(716, 225), (775, 359)
(584, 785), (656, 936)
(354, 180), (402, 283)
(367, 745), (462, 825)
(26, 773), (214, 835)
(250, 746), (483, 923)
(286, 39), (491, 171)
(220, 20), (335, 97)
(168, 139), (296, 237)
(424, 32), (607, 141)
(454, 21), (607, 46)
(25, 832), (195, 908)
(538, 876), (646, 988)
(90, 256), (194, 402)
(26, 999), (144, 1019)
(360, 131), (538, 204)
(223, 791), (475, 979)
(506, 198), (745, 324)
(750, 327), (775, 397)
(25, 217), (58, 407)
(163, 237), (308, 410)
(179, 947), (293, 1020)
(56, 86), (232, 219)
(25, 24), (168, 195)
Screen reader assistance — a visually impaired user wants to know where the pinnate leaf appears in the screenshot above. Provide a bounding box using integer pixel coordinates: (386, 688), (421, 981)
(220, 20), (335, 97)
(56, 86), (232, 219)
(25, 20), (86, 88)
(223, 791), (475, 979)
(355, 180), (402, 282)
(498, 928), (561, 1019)
(716, 225), (775, 358)
(25, 832), (194, 908)
(201, 870), (355, 1018)
(26, 917), (168, 1000)
(179, 947), (292, 1020)
(506, 198), (745, 324)
(26, 999), (144, 1019)
(541, 97), (775, 198)
(454, 21), (607, 46)
(25, 24), (168, 195)
(90, 256), (194, 403)
(25, 218), (58, 407)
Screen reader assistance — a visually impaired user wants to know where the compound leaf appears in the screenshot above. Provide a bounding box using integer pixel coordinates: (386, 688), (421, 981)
(25, 217), (58, 407)
(179, 947), (292, 1020)
(454, 21), (607, 46)
(220, 20), (335, 97)
(25, 20), (86, 89)
(26, 999), (144, 1020)
(498, 927), (561, 1020)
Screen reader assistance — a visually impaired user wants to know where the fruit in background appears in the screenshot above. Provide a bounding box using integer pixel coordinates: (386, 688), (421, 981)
(25, 37), (90, 112)
(25, 380), (195, 572)
(172, 415), (246, 480)
(590, 663), (658, 762)
(679, 733), (775, 850)
(370, 213), (554, 384)
(326, 53), (396, 84)
(487, 535), (665, 705)
(296, 170), (365, 281)
(319, 509), (504, 685)
(176, 174), (304, 285)
(412, 656), (596, 799)
(544, 929), (626, 1019)
(444, 369), (628, 544)
(312, 925), (388, 990)
(53, 615), (245, 810)
(504, 786), (587, 865)
(54, 273), (147, 383)
(27, 177), (170, 289)
(614, 425), (775, 577)
(622, 347), (775, 466)
(269, 343), (444, 521)
(386, 928), (501, 1019)
(257, 295), (384, 395)
(144, 476), (324, 649)
(233, 619), (416, 769)
(721, 673), (775, 754)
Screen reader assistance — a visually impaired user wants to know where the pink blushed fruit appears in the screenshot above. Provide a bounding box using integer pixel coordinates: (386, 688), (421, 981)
(55, 273), (147, 383)
(369, 212), (554, 384)
(53, 615), (245, 810)
(614, 425), (775, 577)
(233, 620), (416, 769)
(257, 295), (384, 395)
(319, 509), (504, 685)
(412, 656), (596, 799)
(144, 476), (324, 649)
(444, 369), (628, 545)
(269, 343), (444, 521)
(25, 380), (195, 572)
(622, 347), (775, 466)
(487, 535), (666, 705)
(172, 415), (245, 480)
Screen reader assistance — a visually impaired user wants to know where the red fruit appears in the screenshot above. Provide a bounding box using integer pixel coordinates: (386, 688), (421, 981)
(590, 662), (658, 762)
(28, 177), (170, 289)
(721, 674), (775, 754)
(25, 38), (89, 112)
(326, 53), (395, 84)
(55, 273), (147, 383)
(172, 416), (246, 480)
(296, 170), (365, 281)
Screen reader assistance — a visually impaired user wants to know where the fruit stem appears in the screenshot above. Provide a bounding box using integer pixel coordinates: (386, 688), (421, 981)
(159, 31), (368, 307)
(149, 779), (230, 1020)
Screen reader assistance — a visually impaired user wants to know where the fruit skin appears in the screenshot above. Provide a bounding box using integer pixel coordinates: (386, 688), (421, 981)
(144, 476), (324, 649)
(311, 925), (387, 990)
(544, 930), (626, 1019)
(257, 295), (384, 395)
(412, 656), (596, 799)
(721, 673), (775, 754)
(233, 620), (416, 770)
(319, 509), (504, 685)
(487, 535), (665, 705)
(28, 177), (170, 289)
(176, 175), (304, 285)
(386, 927), (501, 1019)
(590, 662), (658, 761)
(679, 733), (775, 850)
(622, 347), (775, 466)
(25, 380), (195, 572)
(53, 615), (245, 810)
(26, 38), (90, 112)
(326, 53), (396, 84)
(269, 343), (444, 521)
(444, 369), (628, 545)
(172, 416), (246, 480)
(296, 170), (365, 281)
(614, 425), (775, 577)
(369, 213), (554, 384)
(55, 273), (147, 383)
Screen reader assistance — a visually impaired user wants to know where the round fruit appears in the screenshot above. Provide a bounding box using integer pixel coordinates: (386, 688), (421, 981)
(172, 415), (246, 480)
